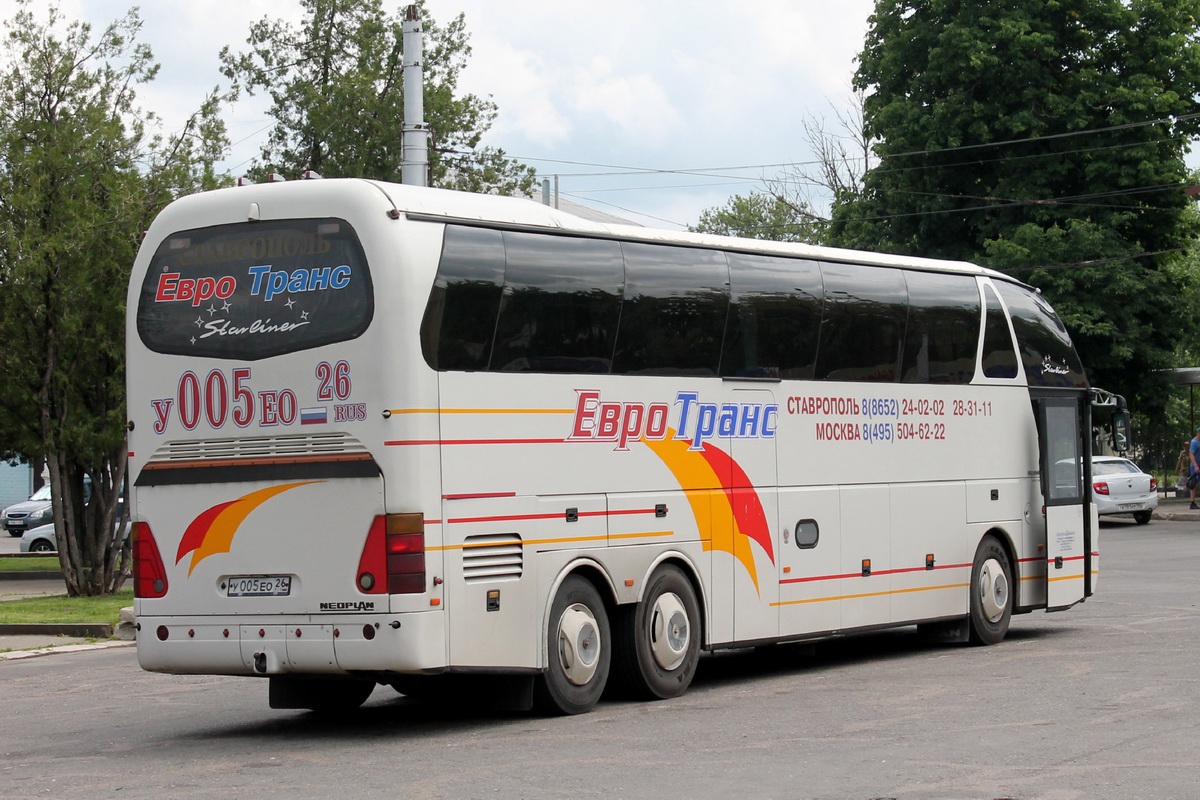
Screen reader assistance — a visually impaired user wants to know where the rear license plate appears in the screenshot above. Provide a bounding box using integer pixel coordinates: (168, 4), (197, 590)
(1117, 503), (1142, 510)
(227, 575), (291, 597)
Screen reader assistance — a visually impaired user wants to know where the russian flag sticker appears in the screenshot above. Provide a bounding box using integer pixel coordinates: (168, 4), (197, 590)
(300, 407), (328, 425)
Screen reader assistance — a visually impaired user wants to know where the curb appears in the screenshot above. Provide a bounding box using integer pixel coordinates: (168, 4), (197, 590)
(0, 622), (113, 637)
(0, 571), (63, 581)
(0, 640), (134, 661)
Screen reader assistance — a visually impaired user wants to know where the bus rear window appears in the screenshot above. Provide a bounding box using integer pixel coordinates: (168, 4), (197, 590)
(136, 218), (373, 360)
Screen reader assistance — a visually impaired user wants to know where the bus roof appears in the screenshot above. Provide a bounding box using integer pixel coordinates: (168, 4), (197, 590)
(155, 178), (1020, 285)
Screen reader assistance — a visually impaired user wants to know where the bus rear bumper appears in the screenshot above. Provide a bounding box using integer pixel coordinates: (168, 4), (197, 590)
(135, 610), (447, 677)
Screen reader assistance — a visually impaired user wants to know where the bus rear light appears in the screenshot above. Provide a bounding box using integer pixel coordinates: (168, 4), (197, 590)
(357, 514), (426, 595)
(1092, 482), (1110, 495)
(132, 522), (169, 599)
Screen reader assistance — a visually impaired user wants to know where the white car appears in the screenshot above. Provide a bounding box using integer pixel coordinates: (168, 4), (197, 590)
(1091, 456), (1157, 525)
(19, 522), (57, 553)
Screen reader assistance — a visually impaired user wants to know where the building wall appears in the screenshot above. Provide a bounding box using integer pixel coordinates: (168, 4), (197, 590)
(0, 461), (33, 509)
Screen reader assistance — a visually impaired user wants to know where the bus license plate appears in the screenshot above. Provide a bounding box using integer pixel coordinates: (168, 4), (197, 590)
(227, 575), (291, 597)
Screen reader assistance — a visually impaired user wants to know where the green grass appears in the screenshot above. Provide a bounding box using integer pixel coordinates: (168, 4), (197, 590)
(0, 589), (133, 626)
(0, 557), (60, 572)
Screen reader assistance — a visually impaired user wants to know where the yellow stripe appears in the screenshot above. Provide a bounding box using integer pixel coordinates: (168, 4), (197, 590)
(386, 407), (573, 415)
(429, 530), (675, 551)
(771, 581), (970, 607)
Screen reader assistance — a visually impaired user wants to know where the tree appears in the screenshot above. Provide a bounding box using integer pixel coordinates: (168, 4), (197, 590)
(692, 89), (872, 245)
(0, 1), (227, 595)
(220, 0), (536, 194)
(830, 0), (1200, 418)
(690, 192), (825, 242)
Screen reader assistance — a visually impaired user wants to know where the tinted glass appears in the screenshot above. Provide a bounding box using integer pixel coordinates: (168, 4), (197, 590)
(489, 233), (623, 373)
(1046, 403), (1082, 502)
(612, 243), (730, 376)
(996, 282), (1087, 388)
(814, 263), (907, 382)
(420, 226), (504, 371)
(980, 285), (1019, 379)
(721, 254), (823, 379)
(900, 271), (980, 384)
(138, 219), (373, 360)
(795, 519), (819, 549)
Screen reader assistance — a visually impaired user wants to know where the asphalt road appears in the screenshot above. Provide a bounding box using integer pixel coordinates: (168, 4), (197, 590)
(1, 518), (1198, 800)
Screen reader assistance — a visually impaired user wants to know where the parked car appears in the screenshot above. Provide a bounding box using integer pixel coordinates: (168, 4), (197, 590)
(19, 522), (56, 553)
(18, 507), (130, 553)
(1091, 455), (1157, 525)
(2, 484), (53, 537)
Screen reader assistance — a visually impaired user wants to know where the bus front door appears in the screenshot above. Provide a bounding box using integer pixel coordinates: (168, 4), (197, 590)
(1037, 395), (1089, 610)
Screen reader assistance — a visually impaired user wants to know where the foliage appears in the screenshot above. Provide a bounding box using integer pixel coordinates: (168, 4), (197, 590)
(0, 1), (227, 595)
(830, 0), (1200, 418)
(690, 192), (825, 242)
(220, 0), (536, 194)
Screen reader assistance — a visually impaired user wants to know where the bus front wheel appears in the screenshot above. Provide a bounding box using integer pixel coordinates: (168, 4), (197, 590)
(614, 564), (700, 699)
(534, 575), (611, 715)
(968, 535), (1012, 645)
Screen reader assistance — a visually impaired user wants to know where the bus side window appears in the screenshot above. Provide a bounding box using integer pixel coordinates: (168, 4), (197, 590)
(900, 270), (980, 385)
(721, 253), (822, 380)
(995, 282), (1087, 388)
(421, 226), (505, 371)
(813, 262), (907, 382)
(980, 284), (1019, 379)
(490, 233), (623, 374)
(612, 243), (730, 376)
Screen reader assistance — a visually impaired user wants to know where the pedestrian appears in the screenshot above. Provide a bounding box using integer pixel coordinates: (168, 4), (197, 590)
(1189, 428), (1200, 510)
(1177, 440), (1191, 490)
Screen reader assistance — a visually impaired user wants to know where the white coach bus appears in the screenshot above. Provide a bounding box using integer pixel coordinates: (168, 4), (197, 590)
(127, 179), (1115, 714)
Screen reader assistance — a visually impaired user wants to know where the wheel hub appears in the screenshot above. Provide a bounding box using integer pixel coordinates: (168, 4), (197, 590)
(978, 557), (1009, 623)
(650, 592), (689, 671)
(557, 603), (600, 686)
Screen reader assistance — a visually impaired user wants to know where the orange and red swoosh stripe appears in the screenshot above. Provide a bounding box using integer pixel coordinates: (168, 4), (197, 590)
(642, 431), (774, 593)
(175, 481), (318, 575)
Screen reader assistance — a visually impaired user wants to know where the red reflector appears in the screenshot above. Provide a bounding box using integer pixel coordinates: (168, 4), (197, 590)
(132, 522), (169, 599)
(1093, 482), (1110, 495)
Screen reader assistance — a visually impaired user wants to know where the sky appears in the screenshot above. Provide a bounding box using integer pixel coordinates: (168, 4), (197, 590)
(0, 0), (878, 229)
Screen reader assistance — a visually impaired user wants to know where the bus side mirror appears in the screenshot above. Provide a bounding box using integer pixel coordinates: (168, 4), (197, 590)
(1113, 411), (1130, 454)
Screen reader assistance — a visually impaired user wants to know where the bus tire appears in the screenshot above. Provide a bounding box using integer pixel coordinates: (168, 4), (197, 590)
(268, 675), (375, 713)
(614, 564), (700, 700)
(534, 575), (611, 715)
(968, 535), (1012, 646)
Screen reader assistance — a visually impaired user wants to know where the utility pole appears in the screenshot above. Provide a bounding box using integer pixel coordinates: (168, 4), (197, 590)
(401, 4), (428, 187)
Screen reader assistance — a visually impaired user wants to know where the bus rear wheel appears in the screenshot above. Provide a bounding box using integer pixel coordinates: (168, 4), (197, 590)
(968, 535), (1012, 645)
(534, 575), (611, 715)
(614, 564), (700, 700)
